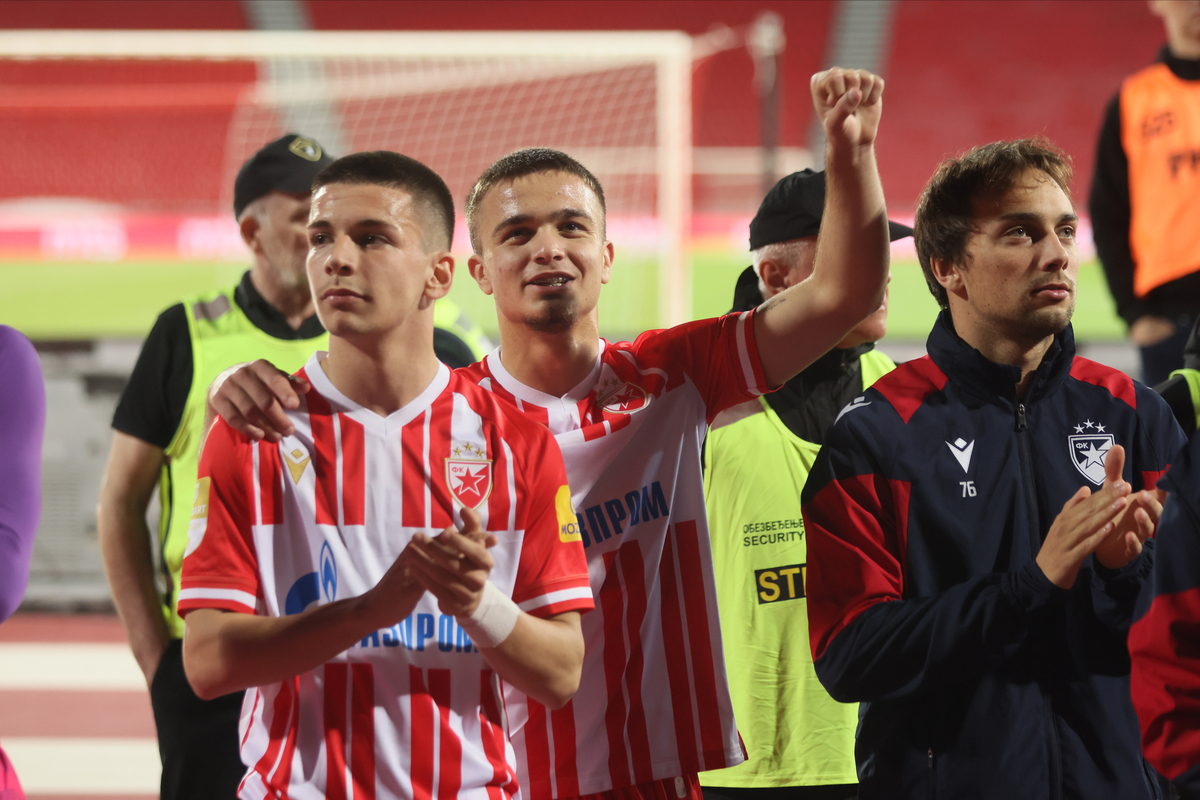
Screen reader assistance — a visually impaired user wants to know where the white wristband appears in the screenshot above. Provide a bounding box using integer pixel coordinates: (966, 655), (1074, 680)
(457, 581), (520, 649)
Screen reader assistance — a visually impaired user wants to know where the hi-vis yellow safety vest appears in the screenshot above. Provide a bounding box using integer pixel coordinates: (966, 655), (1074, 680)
(1120, 62), (1200, 297)
(699, 348), (892, 788)
(159, 287), (327, 637)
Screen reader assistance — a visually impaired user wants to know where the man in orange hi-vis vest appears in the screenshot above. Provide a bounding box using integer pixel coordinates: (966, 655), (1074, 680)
(1091, 0), (1200, 386)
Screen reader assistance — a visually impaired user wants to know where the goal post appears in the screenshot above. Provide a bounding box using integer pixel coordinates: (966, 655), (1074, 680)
(0, 29), (694, 334)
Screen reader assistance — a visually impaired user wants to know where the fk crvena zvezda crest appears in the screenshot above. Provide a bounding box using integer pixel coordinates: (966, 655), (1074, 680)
(446, 456), (492, 509)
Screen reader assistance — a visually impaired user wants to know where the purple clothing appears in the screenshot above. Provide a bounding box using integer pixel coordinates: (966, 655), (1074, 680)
(0, 326), (44, 623)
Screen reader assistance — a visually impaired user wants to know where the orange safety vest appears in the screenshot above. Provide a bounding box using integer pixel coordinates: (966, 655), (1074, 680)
(1120, 62), (1200, 297)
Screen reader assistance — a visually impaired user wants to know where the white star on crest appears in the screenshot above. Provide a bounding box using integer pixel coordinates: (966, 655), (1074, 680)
(1074, 424), (1084, 433)
(1095, 423), (1106, 433)
(1084, 420), (1095, 429)
(1081, 443), (1109, 468)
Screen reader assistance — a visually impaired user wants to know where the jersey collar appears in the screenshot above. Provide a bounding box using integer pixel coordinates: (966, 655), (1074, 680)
(302, 351), (451, 435)
(483, 341), (607, 408)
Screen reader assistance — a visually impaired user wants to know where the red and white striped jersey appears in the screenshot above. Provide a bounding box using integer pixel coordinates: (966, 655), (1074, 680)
(179, 354), (593, 800)
(459, 311), (767, 799)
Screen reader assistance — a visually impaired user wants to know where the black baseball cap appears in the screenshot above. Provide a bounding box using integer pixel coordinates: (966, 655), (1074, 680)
(748, 168), (913, 250)
(233, 133), (335, 218)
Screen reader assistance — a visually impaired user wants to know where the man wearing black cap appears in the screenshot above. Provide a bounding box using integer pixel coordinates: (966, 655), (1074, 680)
(98, 133), (333, 799)
(699, 169), (912, 800)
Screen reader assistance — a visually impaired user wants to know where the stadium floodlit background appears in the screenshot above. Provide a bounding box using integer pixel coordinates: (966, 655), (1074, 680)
(7, 0), (1163, 603)
(0, 0), (1169, 795)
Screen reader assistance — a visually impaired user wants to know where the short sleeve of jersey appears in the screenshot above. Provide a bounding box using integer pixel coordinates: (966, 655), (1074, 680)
(177, 418), (261, 617)
(509, 419), (593, 619)
(112, 303), (193, 449)
(626, 309), (769, 424)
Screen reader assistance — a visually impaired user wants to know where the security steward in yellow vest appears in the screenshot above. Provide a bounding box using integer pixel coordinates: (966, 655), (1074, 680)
(1157, 312), (1200, 432)
(97, 134), (490, 800)
(1090, 1), (1200, 386)
(699, 169), (910, 800)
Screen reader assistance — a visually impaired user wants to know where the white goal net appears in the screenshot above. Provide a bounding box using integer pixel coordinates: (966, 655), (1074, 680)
(0, 30), (694, 334)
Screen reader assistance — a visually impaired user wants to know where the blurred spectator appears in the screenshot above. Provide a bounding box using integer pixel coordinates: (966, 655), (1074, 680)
(1091, 0), (1200, 385)
(1155, 313), (1200, 430)
(0, 325), (47, 800)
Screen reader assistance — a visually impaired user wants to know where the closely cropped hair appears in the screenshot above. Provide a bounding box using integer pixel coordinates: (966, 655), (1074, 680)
(914, 138), (1073, 308)
(313, 151), (455, 251)
(465, 147), (606, 254)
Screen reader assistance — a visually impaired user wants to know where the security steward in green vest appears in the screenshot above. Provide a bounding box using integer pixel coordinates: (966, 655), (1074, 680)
(96, 133), (491, 800)
(699, 170), (911, 800)
(97, 133), (333, 799)
(1157, 315), (1200, 432)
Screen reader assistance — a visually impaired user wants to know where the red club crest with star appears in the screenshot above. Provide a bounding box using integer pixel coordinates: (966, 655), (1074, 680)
(597, 376), (651, 414)
(446, 443), (492, 509)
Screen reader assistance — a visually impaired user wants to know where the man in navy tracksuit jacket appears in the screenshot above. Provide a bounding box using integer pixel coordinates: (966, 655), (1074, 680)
(802, 139), (1185, 799)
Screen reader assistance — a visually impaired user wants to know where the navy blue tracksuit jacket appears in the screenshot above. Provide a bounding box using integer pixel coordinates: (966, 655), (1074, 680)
(802, 314), (1185, 800)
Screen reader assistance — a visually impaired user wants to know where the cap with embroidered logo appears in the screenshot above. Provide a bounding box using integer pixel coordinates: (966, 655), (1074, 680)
(233, 133), (334, 218)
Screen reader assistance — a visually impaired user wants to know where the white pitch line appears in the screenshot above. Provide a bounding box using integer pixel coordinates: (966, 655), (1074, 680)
(0, 643), (144, 690)
(3, 737), (160, 793)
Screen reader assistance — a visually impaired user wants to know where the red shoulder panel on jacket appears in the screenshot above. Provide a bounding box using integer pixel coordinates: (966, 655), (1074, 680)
(1070, 358), (1137, 409)
(871, 356), (948, 424)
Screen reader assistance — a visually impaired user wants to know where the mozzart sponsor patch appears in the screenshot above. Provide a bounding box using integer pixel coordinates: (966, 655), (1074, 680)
(755, 562), (806, 604)
(556, 485), (582, 543)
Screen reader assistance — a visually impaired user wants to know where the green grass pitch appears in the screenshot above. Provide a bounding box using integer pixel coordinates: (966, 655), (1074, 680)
(0, 252), (1126, 345)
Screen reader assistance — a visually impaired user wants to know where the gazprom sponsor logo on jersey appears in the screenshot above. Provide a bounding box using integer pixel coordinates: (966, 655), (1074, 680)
(575, 480), (670, 548)
(285, 572), (320, 615)
(555, 485), (582, 543)
(358, 613), (477, 653)
(755, 562), (806, 604)
(184, 477), (210, 558)
(320, 542), (337, 603)
(283, 544), (337, 615)
(1069, 424), (1114, 485)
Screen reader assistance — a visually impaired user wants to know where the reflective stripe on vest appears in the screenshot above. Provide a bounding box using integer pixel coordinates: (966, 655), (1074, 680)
(158, 286), (328, 637)
(1120, 63), (1200, 297)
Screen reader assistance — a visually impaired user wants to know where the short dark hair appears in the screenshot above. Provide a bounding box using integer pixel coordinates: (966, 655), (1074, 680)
(465, 147), (606, 254)
(914, 138), (1073, 308)
(313, 151), (455, 251)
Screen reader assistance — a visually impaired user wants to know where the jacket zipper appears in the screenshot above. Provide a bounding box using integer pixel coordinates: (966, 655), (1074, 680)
(1015, 399), (1063, 800)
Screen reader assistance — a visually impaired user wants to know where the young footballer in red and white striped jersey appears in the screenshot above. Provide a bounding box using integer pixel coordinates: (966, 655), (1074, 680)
(210, 68), (890, 800)
(180, 151), (592, 800)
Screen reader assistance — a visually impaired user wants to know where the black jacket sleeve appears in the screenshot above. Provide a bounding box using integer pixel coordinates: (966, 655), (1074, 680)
(1090, 92), (1146, 326)
(112, 303), (193, 450)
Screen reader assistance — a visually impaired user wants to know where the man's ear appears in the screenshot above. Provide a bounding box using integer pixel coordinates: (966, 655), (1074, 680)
(931, 257), (966, 297)
(600, 240), (614, 285)
(757, 259), (789, 298)
(424, 252), (454, 303)
(467, 253), (493, 296)
(239, 214), (261, 251)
